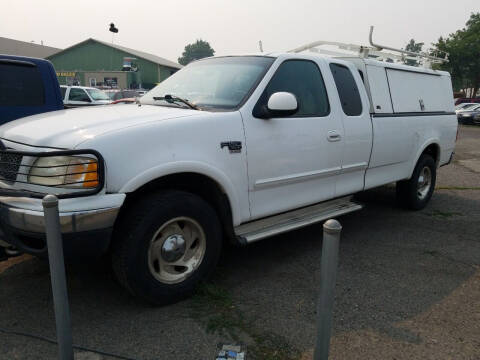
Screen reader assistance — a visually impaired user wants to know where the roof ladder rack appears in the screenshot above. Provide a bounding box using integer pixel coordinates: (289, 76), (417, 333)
(289, 26), (448, 69)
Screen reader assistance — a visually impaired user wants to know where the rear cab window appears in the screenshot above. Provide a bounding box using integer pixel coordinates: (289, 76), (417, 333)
(60, 86), (67, 100)
(0, 61), (45, 106)
(329, 63), (363, 116)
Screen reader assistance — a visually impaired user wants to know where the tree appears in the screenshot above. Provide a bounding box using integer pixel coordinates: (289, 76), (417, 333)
(178, 40), (215, 66)
(432, 13), (480, 97)
(404, 39), (424, 66)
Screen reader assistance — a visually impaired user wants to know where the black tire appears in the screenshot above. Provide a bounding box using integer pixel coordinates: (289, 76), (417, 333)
(111, 190), (222, 305)
(396, 154), (436, 210)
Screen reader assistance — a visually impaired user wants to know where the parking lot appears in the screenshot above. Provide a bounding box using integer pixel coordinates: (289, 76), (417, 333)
(0, 125), (479, 360)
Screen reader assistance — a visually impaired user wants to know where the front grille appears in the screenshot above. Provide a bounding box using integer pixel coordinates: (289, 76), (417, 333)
(0, 152), (22, 181)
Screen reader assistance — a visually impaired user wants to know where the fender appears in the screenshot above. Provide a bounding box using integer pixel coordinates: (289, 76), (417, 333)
(408, 139), (441, 178)
(119, 160), (244, 225)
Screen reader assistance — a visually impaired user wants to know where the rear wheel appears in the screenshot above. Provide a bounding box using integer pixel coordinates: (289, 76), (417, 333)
(111, 190), (222, 305)
(396, 154), (436, 210)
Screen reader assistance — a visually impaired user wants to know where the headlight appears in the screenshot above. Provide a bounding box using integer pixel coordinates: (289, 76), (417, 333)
(28, 156), (99, 188)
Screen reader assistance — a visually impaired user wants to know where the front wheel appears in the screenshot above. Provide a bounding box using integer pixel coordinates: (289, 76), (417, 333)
(111, 190), (222, 305)
(396, 154), (436, 210)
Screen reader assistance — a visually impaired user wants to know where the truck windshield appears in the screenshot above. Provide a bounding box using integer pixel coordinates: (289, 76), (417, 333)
(141, 56), (275, 110)
(86, 88), (111, 101)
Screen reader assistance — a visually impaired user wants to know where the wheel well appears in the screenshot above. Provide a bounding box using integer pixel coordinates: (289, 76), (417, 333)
(120, 173), (237, 244)
(422, 143), (440, 166)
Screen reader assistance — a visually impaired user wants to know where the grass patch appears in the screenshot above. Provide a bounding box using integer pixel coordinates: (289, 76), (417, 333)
(190, 283), (241, 338)
(190, 283), (301, 359)
(249, 333), (301, 360)
(427, 210), (462, 218)
(193, 282), (234, 308)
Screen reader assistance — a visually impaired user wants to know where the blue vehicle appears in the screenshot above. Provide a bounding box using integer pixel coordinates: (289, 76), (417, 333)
(0, 54), (63, 123)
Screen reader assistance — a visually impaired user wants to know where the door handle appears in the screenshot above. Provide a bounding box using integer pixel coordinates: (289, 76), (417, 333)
(327, 131), (342, 142)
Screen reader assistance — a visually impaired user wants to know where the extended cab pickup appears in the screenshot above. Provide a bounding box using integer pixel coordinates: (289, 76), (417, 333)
(0, 53), (457, 304)
(0, 55), (64, 123)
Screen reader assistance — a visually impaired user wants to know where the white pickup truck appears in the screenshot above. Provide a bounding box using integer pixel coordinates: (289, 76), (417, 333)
(0, 52), (457, 304)
(60, 85), (112, 107)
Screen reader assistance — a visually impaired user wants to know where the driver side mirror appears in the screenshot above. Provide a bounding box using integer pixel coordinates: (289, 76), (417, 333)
(257, 92), (298, 119)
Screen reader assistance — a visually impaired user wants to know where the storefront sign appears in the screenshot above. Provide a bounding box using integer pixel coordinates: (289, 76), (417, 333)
(56, 71), (76, 77)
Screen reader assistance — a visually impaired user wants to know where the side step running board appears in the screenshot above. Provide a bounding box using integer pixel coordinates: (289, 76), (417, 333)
(235, 196), (362, 243)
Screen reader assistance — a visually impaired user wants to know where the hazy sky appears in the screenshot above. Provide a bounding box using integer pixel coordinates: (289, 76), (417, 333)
(1, 0), (479, 63)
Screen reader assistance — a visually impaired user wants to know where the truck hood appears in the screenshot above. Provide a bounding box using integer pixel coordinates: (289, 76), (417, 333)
(0, 104), (198, 149)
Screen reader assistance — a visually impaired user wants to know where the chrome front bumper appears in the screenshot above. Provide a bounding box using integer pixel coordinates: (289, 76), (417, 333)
(1, 206), (120, 234)
(0, 193), (125, 236)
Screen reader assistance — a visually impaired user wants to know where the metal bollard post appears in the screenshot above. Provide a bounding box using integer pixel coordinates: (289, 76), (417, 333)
(42, 195), (74, 360)
(313, 219), (342, 360)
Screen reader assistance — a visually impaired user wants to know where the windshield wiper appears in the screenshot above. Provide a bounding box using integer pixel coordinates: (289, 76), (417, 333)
(153, 94), (199, 110)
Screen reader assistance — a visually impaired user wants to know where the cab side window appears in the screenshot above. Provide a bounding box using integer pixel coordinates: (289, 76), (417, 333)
(253, 60), (330, 118)
(69, 88), (91, 102)
(329, 63), (363, 116)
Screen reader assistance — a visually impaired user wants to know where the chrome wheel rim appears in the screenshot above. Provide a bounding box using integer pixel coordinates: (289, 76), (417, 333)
(417, 166), (432, 200)
(148, 217), (206, 284)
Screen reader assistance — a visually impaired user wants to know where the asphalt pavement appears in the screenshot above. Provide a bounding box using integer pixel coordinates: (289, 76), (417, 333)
(0, 125), (479, 360)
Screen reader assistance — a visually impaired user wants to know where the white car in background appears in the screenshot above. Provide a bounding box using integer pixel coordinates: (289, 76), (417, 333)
(455, 103), (480, 113)
(60, 86), (111, 107)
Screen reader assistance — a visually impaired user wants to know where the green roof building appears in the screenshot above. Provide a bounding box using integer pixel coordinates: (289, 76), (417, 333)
(47, 38), (182, 89)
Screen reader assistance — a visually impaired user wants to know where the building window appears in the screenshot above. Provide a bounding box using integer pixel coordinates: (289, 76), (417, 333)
(104, 77), (118, 88)
(89, 78), (97, 87)
(66, 77), (80, 86)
